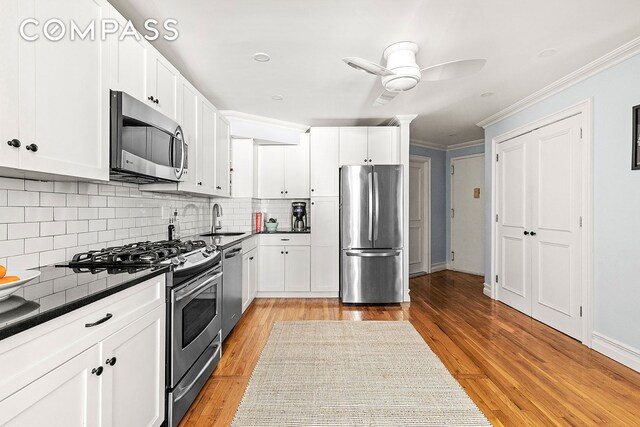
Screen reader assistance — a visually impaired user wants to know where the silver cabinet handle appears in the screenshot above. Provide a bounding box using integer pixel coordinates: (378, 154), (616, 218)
(175, 272), (221, 302)
(346, 251), (400, 257)
(174, 343), (221, 401)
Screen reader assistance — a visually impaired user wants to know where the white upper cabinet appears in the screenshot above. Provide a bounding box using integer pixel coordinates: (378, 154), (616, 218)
(198, 99), (217, 193)
(256, 145), (286, 198)
(284, 134), (310, 198)
(256, 135), (310, 199)
(339, 127), (368, 166)
(214, 113), (231, 196)
(0, 0), (110, 181)
(146, 48), (180, 121)
(232, 138), (255, 198)
(310, 128), (340, 196)
(367, 127), (399, 164)
(338, 126), (399, 166)
(107, 4), (148, 101)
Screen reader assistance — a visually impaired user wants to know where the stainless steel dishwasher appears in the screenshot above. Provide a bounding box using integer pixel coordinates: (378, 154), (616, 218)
(221, 243), (243, 340)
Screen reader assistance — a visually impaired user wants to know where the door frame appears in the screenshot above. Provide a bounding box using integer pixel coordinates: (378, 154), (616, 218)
(450, 153), (485, 275)
(489, 98), (593, 347)
(409, 155), (431, 275)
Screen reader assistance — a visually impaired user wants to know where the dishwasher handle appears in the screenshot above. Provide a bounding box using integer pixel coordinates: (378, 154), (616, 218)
(224, 247), (242, 258)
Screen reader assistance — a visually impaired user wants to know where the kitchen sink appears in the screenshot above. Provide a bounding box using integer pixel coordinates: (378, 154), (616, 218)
(200, 232), (246, 237)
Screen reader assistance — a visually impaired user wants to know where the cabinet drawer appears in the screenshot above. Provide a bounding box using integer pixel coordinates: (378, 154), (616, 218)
(259, 234), (310, 246)
(242, 236), (258, 253)
(0, 274), (165, 401)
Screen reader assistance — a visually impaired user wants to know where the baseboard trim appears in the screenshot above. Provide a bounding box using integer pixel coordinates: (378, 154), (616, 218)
(431, 262), (447, 272)
(483, 283), (492, 298)
(256, 292), (339, 298)
(592, 332), (640, 372)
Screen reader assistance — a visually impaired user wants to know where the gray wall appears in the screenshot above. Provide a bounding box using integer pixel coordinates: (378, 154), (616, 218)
(484, 53), (640, 350)
(409, 145), (447, 265)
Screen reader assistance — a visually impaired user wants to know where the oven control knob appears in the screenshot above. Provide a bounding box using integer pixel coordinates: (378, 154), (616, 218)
(202, 251), (210, 257)
(177, 255), (187, 264)
(170, 257), (181, 266)
(205, 245), (214, 253)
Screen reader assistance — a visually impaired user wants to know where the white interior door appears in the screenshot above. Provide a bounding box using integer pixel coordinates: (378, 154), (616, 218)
(497, 133), (532, 315)
(409, 160), (429, 275)
(530, 115), (583, 340)
(451, 155), (485, 275)
(496, 114), (583, 340)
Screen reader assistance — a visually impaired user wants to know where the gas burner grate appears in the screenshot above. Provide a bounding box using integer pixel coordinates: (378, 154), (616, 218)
(66, 239), (208, 268)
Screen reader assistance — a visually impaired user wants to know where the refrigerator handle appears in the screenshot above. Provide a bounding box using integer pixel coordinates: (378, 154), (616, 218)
(346, 251), (400, 257)
(373, 171), (380, 241)
(368, 172), (373, 241)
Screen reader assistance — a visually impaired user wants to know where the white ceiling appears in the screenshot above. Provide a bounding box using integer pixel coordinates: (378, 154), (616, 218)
(109, 0), (640, 146)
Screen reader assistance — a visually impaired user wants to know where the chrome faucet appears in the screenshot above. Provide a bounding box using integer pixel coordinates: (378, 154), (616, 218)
(211, 203), (223, 233)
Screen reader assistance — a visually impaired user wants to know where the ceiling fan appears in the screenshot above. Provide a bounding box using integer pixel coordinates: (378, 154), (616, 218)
(343, 41), (486, 106)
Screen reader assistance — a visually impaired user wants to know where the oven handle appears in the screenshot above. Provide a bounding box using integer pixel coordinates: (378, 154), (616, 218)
(175, 272), (222, 302)
(173, 342), (221, 401)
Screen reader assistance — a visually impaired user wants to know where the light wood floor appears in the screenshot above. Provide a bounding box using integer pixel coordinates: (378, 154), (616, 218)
(179, 271), (640, 426)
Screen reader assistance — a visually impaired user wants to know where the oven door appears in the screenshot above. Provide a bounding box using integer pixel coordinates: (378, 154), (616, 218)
(170, 266), (222, 386)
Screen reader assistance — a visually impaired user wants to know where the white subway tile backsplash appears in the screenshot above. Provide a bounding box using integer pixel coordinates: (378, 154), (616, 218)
(25, 236), (53, 253)
(53, 182), (78, 194)
(67, 194), (89, 207)
(7, 253), (39, 270)
(0, 207), (25, 223)
(54, 207), (78, 221)
(8, 190), (39, 206)
(0, 177), (24, 190)
(24, 180), (54, 192)
(25, 207), (52, 222)
(53, 274), (77, 292)
(88, 195), (107, 207)
(78, 182), (98, 195)
(0, 189), (6, 206)
(77, 232), (98, 246)
(40, 192), (66, 206)
(24, 279), (54, 300)
(78, 207), (99, 220)
(88, 219), (107, 232)
(98, 229), (115, 242)
(99, 208), (115, 219)
(39, 291), (66, 311)
(8, 222), (39, 239)
(66, 220), (88, 234)
(40, 221), (66, 236)
(0, 224), (7, 240)
(39, 249), (66, 266)
(54, 234), (78, 249)
(0, 239), (24, 257)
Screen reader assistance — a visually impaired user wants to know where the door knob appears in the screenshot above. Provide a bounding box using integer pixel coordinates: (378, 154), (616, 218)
(524, 231), (530, 235)
(106, 357), (117, 366)
(281, 251), (284, 254)
(92, 366), (104, 376)
(148, 95), (155, 102)
(530, 231), (537, 236)
(369, 159), (372, 163)
(6, 139), (20, 148)
(26, 143), (38, 152)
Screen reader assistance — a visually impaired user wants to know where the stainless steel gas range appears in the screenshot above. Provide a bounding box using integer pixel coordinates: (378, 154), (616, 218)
(66, 239), (223, 427)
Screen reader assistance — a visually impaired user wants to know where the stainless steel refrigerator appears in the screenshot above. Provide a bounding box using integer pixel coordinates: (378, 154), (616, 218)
(340, 165), (404, 303)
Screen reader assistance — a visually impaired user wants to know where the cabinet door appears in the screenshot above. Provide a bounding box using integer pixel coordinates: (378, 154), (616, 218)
(284, 246), (311, 292)
(179, 80), (200, 191)
(310, 128), (339, 196)
(232, 138), (254, 198)
(215, 113), (231, 196)
(0, 345), (101, 426)
(147, 49), (179, 121)
(249, 250), (258, 300)
(0, 0), (20, 168)
(258, 246), (285, 291)
(101, 305), (165, 427)
(108, 4), (147, 102)
(311, 198), (339, 292)
(368, 127), (399, 164)
(242, 251), (251, 311)
(198, 100), (217, 193)
(18, 0), (109, 181)
(283, 133), (310, 198)
(339, 127), (368, 166)
(257, 145), (285, 198)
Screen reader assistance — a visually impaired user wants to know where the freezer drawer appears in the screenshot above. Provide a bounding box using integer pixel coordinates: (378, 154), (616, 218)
(340, 249), (403, 303)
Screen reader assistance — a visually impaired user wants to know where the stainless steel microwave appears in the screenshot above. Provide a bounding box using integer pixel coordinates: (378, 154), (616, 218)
(110, 91), (187, 183)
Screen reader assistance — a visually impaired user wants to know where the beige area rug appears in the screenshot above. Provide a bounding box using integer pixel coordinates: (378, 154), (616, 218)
(232, 321), (491, 426)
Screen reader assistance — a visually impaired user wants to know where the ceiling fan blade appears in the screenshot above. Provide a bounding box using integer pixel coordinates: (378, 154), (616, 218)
(373, 90), (399, 107)
(420, 58), (487, 81)
(343, 57), (395, 76)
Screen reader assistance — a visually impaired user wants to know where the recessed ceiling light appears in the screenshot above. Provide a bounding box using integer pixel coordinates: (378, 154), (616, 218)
(253, 52), (271, 62)
(538, 49), (557, 58)
(480, 92), (494, 98)
(272, 95), (283, 101)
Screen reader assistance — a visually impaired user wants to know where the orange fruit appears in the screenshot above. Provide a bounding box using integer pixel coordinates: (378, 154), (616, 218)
(0, 276), (19, 285)
(0, 265), (5, 279)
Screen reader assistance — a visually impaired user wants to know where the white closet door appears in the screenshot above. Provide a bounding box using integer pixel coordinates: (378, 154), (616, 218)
(530, 115), (582, 340)
(496, 132), (532, 315)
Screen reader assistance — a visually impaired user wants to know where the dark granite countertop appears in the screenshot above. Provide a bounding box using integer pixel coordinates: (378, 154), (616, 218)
(0, 264), (170, 341)
(187, 228), (311, 250)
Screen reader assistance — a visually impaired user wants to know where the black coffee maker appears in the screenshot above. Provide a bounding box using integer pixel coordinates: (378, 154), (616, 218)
(291, 202), (307, 231)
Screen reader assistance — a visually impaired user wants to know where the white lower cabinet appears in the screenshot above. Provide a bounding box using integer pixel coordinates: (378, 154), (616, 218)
(258, 236), (310, 294)
(310, 197), (339, 293)
(242, 247), (258, 312)
(0, 345), (101, 426)
(0, 277), (166, 427)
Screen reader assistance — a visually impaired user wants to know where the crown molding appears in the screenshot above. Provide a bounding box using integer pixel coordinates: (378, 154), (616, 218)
(447, 139), (485, 151)
(389, 114), (418, 126)
(220, 110), (310, 132)
(410, 139), (447, 151)
(477, 35), (640, 129)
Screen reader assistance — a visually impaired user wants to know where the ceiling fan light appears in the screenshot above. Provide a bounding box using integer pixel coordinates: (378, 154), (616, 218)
(383, 75), (419, 92)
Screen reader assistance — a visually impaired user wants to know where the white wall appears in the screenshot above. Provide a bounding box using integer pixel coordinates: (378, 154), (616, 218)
(484, 53), (640, 352)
